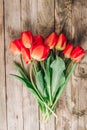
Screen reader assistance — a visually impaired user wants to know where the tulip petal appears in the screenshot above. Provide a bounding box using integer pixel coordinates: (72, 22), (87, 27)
(41, 46), (50, 60)
(55, 34), (67, 51)
(45, 32), (58, 49)
(31, 42), (50, 61)
(71, 46), (85, 62)
(10, 39), (22, 55)
(21, 46), (31, 64)
(63, 43), (73, 58)
(21, 31), (33, 48)
(31, 43), (44, 60)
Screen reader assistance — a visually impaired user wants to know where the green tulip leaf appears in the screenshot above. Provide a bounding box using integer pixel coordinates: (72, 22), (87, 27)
(36, 70), (47, 97)
(10, 74), (43, 103)
(44, 55), (54, 104)
(50, 56), (65, 99)
(13, 62), (29, 81)
(51, 63), (76, 111)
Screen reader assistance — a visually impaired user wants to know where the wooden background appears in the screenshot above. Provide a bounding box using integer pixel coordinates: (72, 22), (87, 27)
(0, 0), (87, 130)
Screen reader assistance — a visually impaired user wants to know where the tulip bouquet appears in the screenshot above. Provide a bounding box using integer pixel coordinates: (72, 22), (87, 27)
(10, 31), (85, 121)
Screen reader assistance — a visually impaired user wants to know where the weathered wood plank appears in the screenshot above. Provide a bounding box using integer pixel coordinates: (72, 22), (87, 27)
(38, 0), (55, 37)
(70, 1), (81, 129)
(55, 0), (65, 129)
(55, 0), (87, 130)
(21, 0), (39, 130)
(4, 0), (23, 130)
(2, 0), (87, 130)
(71, 1), (87, 130)
(37, 0), (55, 129)
(0, 0), (7, 130)
(55, 0), (72, 39)
(40, 116), (55, 130)
(55, 0), (74, 130)
(76, 0), (87, 129)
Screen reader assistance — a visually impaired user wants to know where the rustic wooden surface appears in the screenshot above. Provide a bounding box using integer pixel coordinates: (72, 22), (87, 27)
(0, 0), (87, 130)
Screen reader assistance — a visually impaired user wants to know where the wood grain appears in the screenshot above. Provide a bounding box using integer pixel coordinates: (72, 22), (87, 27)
(55, 0), (74, 130)
(38, 0), (55, 130)
(21, 0), (39, 130)
(0, 0), (87, 130)
(71, 1), (87, 130)
(0, 0), (7, 130)
(73, 0), (87, 130)
(55, 0), (87, 130)
(4, 0), (23, 130)
(38, 0), (55, 37)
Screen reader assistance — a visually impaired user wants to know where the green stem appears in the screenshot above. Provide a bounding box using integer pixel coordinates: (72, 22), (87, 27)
(19, 56), (55, 118)
(66, 60), (74, 76)
(33, 61), (37, 74)
(20, 55), (24, 70)
(49, 85), (52, 106)
(40, 61), (46, 73)
(29, 63), (56, 117)
(40, 61), (52, 104)
(29, 63), (45, 102)
(29, 64), (43, 102)
(30, 64), (36, 88)
(43, 102), (57, 119)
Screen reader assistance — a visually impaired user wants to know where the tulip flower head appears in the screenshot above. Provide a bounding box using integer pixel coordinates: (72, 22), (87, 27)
(30, 42), (50, 61)
(63, 43), (73, 58)
(55, 34), (66, 51)
(21, 31), (33, 48)
(45, 32), (58, 49)
(10, 39), (22, 55)
(70, 46), (85, 62)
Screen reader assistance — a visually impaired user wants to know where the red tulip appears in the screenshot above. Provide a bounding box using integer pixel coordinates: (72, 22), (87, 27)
(55, 34), (66, 50)
(70, 46), (85, 62)
(10, 39), (23, 55)
(44, 32), (58, 49)
(30, 42), (50, 61)
(21, 31), (33, 48)
(34, 35), (44, 44)
(21, 46), (31, 64)
(63, 43), (73, 58)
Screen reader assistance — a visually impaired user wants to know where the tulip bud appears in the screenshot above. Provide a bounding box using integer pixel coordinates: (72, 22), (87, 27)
(44, 32), (58, 49)
(21, 46), (31, 64)
(62, 43), (73, 58)
(10, 39), (22, 55)
(21, 31), (33, 48)
(30, 42), (50, 61)
(70, 46), (85, 62)
(55, 34), (66, 51)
